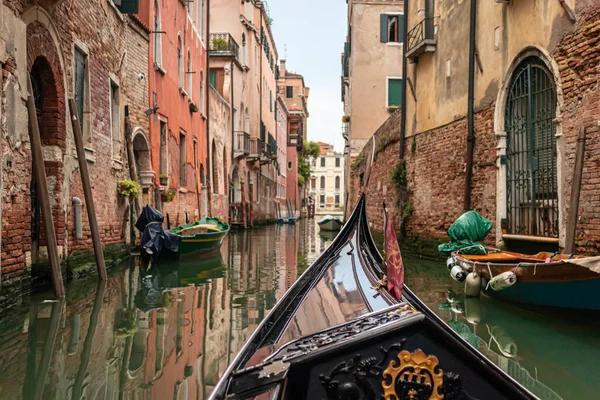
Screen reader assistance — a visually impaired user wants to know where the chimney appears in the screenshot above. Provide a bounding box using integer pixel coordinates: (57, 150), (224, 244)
(304, 87), (310, 99)
(280, 59), (287, 76)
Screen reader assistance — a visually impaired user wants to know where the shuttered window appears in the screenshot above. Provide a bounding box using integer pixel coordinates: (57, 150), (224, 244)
(387, 78), (403, 107)
(380, 14), (404, 43)
(209, 70), (217, 89)
(114, 0), (139, 14)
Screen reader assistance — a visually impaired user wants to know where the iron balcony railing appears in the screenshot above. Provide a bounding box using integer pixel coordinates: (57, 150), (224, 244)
(249, 138), (263, 157)
(234, 131), (250, 155)
(407, 18), (435, 55)
(262, 142), (272, 158)
(209, 33), (240, 60)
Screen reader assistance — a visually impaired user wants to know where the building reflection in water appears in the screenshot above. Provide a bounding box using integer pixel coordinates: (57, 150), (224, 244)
(0, 221), (337, 400)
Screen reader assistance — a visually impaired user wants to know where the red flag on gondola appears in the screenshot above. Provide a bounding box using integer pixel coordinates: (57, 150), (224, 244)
(384, 203), (404, 300)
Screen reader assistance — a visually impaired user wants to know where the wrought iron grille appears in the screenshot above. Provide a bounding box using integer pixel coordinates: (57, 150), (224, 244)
(505, 57), (558, 237)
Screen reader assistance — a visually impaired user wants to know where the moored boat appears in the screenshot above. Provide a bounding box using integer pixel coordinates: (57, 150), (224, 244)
(169, 218), (230, 256)
(208, 193), (536, 399)
(452, 250), (600, 310)
(317, 214), (344, 231)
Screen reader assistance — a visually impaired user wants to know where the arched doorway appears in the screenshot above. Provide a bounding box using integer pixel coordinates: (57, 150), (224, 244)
(231, 168), (241, 203)
(504, 56), (558, 238)
(132, 130), (152, 187)
(29, 55), (64, 263)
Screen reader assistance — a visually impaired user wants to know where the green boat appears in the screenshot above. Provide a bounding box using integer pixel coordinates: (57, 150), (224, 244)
(169, 217), (230, 255)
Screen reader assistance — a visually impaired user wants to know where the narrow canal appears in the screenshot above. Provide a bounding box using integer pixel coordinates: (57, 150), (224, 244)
(0, 219), (599, 399)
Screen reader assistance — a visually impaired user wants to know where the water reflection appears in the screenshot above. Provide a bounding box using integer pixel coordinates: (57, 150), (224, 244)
(1, 220), (598, 399)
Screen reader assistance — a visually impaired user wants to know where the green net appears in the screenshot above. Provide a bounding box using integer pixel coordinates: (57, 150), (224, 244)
(438, 211), (493, 255)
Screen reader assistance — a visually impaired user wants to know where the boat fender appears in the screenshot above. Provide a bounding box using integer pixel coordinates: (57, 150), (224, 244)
(450, 265), (467, 282)
(487, 271), (517, 291)
(464, 272), (482, 297)
(447, 257), (456, 270)
(464, 297), (482, 325)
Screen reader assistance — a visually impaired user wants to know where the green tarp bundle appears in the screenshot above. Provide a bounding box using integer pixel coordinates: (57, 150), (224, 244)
(438, 211), (493, 255)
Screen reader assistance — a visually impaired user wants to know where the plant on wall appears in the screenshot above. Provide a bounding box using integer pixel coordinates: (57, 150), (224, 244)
(390, 161), (407, 188)
(159, 174), (168, 185)
(298, 140), (321, 188)
(211, 38), (228, 51)
(161, 188), (177, 203)
(117, 180), (141, 198)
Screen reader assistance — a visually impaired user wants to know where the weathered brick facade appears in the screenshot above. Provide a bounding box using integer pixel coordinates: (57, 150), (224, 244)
(1, 0), (149, 304)
(350, 2), (600, 256)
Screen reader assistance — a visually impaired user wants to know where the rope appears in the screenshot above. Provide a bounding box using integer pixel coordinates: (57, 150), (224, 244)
(456, 243), (488, 255)
(485, 262), (493, 290)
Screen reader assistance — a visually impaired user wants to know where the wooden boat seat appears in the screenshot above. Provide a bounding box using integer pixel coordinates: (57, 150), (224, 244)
(178, 224), (220, 236)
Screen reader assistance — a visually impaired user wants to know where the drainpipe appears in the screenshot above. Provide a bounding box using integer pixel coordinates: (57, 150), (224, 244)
(230, 59), (235, 203)
(464, 0), (477, 212)
(399, 0), (409, 160)
(259, 5), (263, 203)
(206, 0), (212, 215)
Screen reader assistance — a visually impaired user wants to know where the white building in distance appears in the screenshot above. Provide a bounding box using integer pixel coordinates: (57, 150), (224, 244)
(309, 143), (345, 214)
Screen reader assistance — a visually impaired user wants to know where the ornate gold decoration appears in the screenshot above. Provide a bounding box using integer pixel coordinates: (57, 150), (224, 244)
(387, 304), (416, 317)
(382, 350), (444, 400)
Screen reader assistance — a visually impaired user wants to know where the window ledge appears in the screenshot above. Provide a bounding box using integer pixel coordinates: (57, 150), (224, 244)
(84, 147), (96, 163)
(386, 42), (404, 47)
(111, 159), (124, 170)
(180, 88), (188, 97)
(200, 113), (207, 120)
(154, 64), (167, 75)
(179, 187), (188, 193)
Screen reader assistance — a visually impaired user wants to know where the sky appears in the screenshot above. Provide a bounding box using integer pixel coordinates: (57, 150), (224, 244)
(267, 0), (347, 153)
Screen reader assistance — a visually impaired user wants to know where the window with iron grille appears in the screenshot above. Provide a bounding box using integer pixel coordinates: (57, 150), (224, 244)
(110, 79), (121, 160)
(505, 56), (558, 238)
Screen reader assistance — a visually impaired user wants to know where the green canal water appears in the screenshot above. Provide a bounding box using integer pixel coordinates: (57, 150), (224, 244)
(0, 219), (599, 399)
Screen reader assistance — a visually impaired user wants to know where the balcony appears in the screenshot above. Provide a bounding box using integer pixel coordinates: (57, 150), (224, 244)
(260, 142), (273, 165)
(248, 138), (263, 161)
(406, 18), (436, 61)
(234, 131), (250, 158)
(209, 33), (239, 60)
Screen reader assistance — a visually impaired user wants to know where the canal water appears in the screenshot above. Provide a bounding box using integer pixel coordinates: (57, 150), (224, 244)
(0, 219), (599, 399)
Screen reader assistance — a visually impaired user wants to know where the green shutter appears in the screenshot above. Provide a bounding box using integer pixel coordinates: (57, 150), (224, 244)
(380, 14), (388, 43)
(398, 15), (405, 43)
(116, 0), (139, 14)
(209, 70), (217, 88)
(388, 79), (403, 107)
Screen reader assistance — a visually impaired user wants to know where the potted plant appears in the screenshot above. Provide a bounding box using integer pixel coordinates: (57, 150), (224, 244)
(211, 37), (228, 51)
(161, 188), (177, 203)
(117, 180), (141, 199)
(159, 174), (168, 186)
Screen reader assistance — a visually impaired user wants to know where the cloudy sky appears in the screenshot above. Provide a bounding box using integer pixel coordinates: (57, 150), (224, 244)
(267, 0), (347, 152)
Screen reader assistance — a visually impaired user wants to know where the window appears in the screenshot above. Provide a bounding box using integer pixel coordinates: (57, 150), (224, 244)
(74, 46), (90, 143)
(241, 33), (247, 66)
(335, 157), (340, 168)
(380, 14), (404, 43)
(286, 86), (293, 98)
(311, 177), (316, 189)
(110, 79), (121, 159)
(387, 78), (403, 107)
(312, 159), (316, 167)
(320, 176), (325, 189)
(288, 161), (292, 170)
(187, 49), (193, 97)
(270, 91), (273, 112)
(320, 157), (325, 167)
(114, 0), (140, 14)
(178, 36), (184, 90)
(200, 0), (206, 39)
(212, 141), (218, 194)
(153, 1), (162, 67)
(179, 132), (186, 186)
(320, 194), (325, 204)
(209, 69), (225, 95)
(335, 194), (340, 206)
(335, 176), (340, 189)
(199, 70), (205, 114)
(159, 120), (167, 175)
(193, 138), (198, 169)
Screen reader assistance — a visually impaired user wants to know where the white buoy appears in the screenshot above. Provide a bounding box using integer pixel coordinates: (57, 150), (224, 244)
(488, 271), (517, 291)
(464, 297), (482, 325)
(446, 257), (455, 270)
(450, 265), (467, 282)
(464, 272), (482, 297)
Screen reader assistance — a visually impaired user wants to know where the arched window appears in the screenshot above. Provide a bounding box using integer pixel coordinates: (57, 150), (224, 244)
(199, 70), (204, 114)
(505, 56), (557, 237)
(187, 49), (193, 97)
(320, 176), (325, 189)
(212, 141), (218, 194)
(223, 147), (228, 196)
(335, 176), (340, 189)
(241, 32), (247, 66)
(153, 1), (162, 67)
(244, 107), (250, 133)
(177, 35), (184, 89)
(288, 161), (292, 170)
(200, 163), (205, 185)
(311, 177), (316, 189)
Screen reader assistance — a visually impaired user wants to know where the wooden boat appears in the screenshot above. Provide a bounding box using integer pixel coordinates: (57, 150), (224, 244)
(279, 216), (297, 224)
(317, 214), (344, 231)
(453, 250), (600, 310)
(208, 193), (535, 399)
(169, 217), (230, 256)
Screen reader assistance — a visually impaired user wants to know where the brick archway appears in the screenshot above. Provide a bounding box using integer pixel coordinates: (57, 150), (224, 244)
(27, 21), (67, 257)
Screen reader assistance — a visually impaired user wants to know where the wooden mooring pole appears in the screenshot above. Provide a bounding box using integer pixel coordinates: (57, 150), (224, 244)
(26, 77), (65, 298)
(565, 126), (587, 254)
(68, 99), (107, 280)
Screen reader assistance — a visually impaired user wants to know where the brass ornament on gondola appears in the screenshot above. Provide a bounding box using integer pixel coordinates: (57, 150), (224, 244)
(382, 350), (444, 400)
